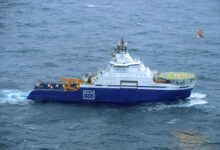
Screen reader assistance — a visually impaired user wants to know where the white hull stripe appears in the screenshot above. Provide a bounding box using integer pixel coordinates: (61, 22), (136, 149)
(80, 85), (192, 90)
(105, 85), (166, 88)
(95, 84), (189, 89)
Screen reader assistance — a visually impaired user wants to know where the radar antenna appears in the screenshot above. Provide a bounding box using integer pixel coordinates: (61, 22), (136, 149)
(114, 37), (127, 54)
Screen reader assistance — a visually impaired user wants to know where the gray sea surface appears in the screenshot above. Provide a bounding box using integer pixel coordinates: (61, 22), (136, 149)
(0, 0), (220, 149)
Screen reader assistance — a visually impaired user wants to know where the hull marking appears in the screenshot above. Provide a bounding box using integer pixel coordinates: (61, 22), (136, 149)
(83, 90), (95, 100)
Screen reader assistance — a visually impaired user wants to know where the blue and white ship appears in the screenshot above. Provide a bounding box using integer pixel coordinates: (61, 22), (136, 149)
(28, 38), (197, 103)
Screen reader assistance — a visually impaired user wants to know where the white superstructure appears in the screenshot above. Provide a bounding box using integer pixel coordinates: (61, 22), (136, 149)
(82, 38), (196, 89)
(95, 45), (153, 86)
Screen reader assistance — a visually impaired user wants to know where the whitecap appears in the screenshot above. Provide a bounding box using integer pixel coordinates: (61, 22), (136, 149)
(167, 119), (179, 124)
(137, 22), (146, 26)
(0, 89), (30, 105)
(86, 4), (112, 9)
(87, 4), (98, 8)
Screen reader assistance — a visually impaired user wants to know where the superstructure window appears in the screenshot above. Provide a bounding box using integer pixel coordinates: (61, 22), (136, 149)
(120, 80), (138, 89)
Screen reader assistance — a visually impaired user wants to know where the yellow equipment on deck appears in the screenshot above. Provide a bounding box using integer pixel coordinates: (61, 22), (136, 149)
(62, 78), (83, 91)
(153, 72), (196, 85)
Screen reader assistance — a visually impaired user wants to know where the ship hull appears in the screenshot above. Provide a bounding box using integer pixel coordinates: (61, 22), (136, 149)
(27, 87), (193, 103)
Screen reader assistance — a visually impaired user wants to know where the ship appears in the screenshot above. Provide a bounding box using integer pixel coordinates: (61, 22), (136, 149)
(27, 38), (197, 103)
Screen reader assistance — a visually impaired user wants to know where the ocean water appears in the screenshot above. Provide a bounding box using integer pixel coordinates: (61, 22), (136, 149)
(0, 0), (220, 149)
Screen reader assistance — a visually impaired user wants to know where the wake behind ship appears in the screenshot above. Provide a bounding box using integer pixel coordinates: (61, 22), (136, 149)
(28, 38), (197, 103)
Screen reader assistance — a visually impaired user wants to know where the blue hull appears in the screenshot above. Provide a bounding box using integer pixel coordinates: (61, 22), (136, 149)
(27, 87), (193, 103)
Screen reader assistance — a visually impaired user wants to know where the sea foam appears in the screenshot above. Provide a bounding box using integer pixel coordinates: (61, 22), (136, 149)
(143, 92), (208, 111)
(0, 90), (30, 105)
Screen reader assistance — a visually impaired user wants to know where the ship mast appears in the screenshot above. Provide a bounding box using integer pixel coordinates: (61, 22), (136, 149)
(118, 37), (127, 53)
(113, 37), (128, 57)
(121, 37), (124, 52)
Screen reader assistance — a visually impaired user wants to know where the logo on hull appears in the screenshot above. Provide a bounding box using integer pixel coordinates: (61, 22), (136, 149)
(83, 90), (95, 100)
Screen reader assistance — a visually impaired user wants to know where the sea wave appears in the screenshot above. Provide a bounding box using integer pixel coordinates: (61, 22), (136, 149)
(143, 92), (208, 111)
(137, 22), (146, 26)
(167, 119), (179, 124)
(189, 93), (207, 99)
(86, 4), (99, 8)
(0, 90), (30, 105)
(86, 3), (111, 9)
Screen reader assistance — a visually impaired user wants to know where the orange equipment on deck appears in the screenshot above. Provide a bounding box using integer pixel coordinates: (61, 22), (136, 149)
(62, 78), (83, 91)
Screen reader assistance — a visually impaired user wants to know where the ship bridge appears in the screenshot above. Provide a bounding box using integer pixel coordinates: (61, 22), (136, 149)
(93, 38), (153, 86)
(110, 38), (141, 68)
